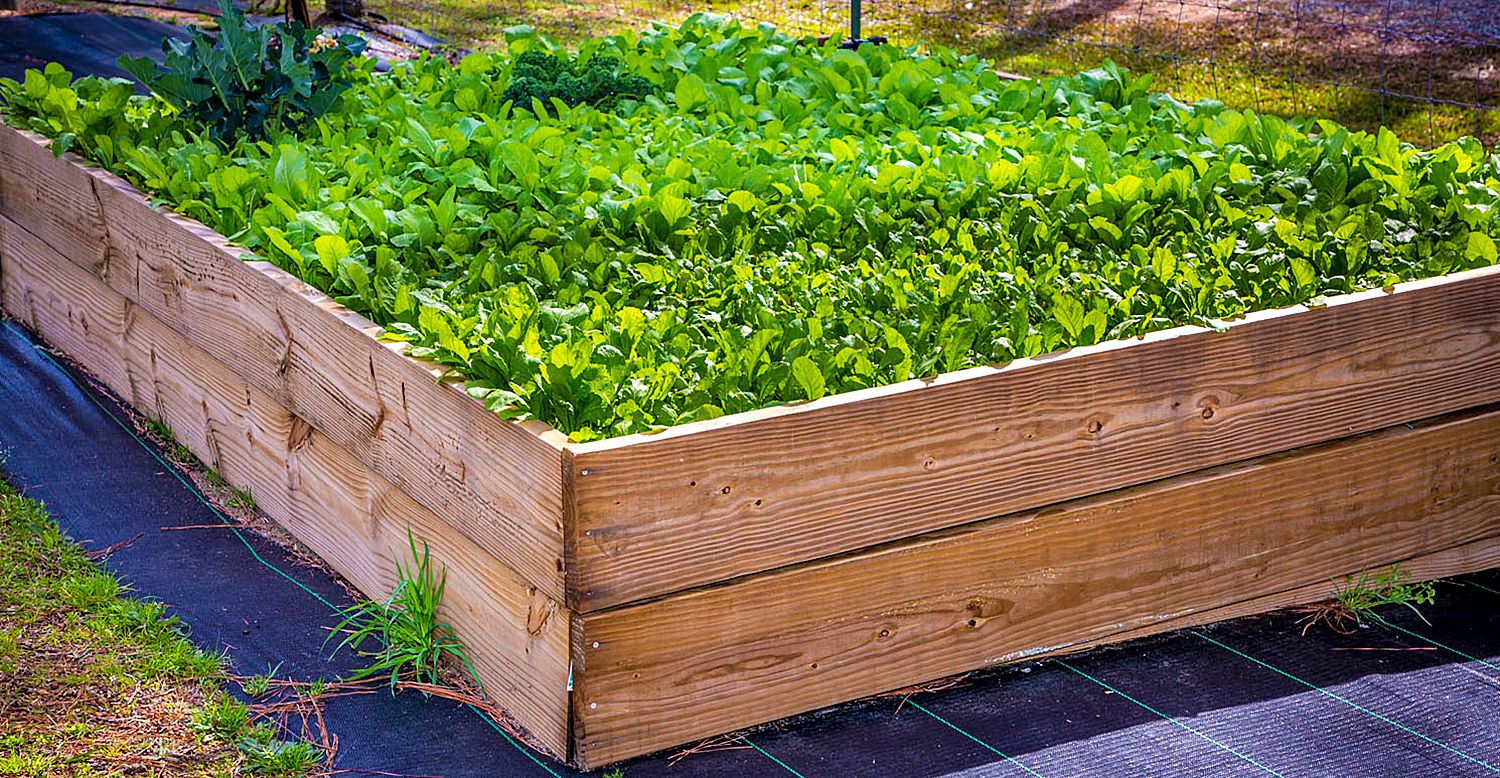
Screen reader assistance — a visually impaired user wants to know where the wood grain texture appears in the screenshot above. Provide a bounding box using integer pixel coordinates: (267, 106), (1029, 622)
(1038, 533), (1500, 661)
(571, 408), (1500, 766)
(0, 124), (568, 598)
(0, 216), (572, 755)
(568, 264), (1500, 610)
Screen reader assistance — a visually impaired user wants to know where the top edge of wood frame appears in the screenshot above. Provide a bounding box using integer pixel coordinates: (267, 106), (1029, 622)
(570, 262), (1500, 454)
(0, 122), (574, 453)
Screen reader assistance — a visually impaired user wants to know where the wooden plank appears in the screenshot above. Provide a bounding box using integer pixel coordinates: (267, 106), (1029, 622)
(567, 264), (1500, 609)
(0, 215), (572, 755)
(570, 408), (1500, 766)
(0, 124), (569, 598)
(1037, 533), (1500, 661)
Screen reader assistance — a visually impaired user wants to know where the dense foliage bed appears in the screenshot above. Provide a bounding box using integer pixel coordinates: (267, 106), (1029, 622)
(3, 16), (1498, 441)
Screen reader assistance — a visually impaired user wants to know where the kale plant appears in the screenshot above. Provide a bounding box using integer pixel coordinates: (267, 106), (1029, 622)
(501, 49), (652, 110)
(119, 0), (366, 142)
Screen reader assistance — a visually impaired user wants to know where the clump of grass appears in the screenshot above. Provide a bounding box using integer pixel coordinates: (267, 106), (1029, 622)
(167, 441), (199, 466)
(141, 415), (175, 443)
(1301, 564), (1437, 634)
(328, 530), (472, 690)
(193, 693), (252, 741)
(192, 692), (323, 775)
(237, 732), (324, 775)
(1334, 565), (1437, 624)
(1, 478), (325, 776)
(228, 487), (257, 512)
(242, 663), (283, 698)
(0, 486), (240, 774)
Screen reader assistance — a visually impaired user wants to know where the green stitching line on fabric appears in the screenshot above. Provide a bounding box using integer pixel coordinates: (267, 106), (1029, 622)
(1195, 631), (1500, 773)
(1468, 581), (1500, 596)
(15, 327), (571, 776)
(742, 737), (808, 778)
(1375, 618), (1500, 674)
(473, 706), (565, 778)
(907, 700), (1046, 778)
(1056, 660), (1285, 777)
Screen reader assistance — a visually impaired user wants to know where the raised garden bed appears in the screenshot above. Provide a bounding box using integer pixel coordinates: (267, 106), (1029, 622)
(3, 20), (1500, 767)
(4, 121), (1499, 766)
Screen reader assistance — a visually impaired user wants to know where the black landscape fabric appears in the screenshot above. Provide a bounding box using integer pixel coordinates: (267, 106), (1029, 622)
(0, 321), (585, 775)
(3, 318), (1499, 777)
(0, 13), (187, 84)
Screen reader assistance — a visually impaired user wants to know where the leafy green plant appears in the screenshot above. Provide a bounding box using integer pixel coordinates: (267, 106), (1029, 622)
(192, 693), (251, 741)
(1334, 565), (1437, 625)
(501, 48), (652, 110)
(228, 487), (257, 512)
(241, 663), (282, 697)
(167, 441), (198, 465)
(119, 0), (366, 142)
(237, 730), (323, 775)
(1300, 564), (1437, 634)
(4, 16), (1498, 442)
(142, 415), (175, 441)
(327, 530), (470, 690)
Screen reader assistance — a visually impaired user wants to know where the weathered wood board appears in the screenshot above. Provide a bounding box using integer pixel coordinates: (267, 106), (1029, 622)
(570, 407), (1500, 765)
(567, 264), (1500, 609)
(0, 214), (573, 755)
(0, 125), (569, 600)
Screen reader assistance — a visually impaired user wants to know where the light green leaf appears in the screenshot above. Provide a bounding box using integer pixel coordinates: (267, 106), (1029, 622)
(1054, 296), (1085, 340)
(657, 193), (691, 224)
(262, 227), (300, 262)
(1151, 247), (1176, 281)
(791, 355), (825, 401)
(1289, 256), (1317, 289)
(314, 234), (350, 274)
(726, 189), (759, 213)
(1466, 232), (1498, 263)
(675, 73), (711, 112)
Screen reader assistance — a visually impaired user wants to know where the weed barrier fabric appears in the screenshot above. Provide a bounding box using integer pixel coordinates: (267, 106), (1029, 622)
(0, 322), (584, 776)
(0, 13), (186, 84)
(2, 319), (1499, 776)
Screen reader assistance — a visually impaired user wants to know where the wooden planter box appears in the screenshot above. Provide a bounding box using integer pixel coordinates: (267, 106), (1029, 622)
(3, 121), (1499, 768)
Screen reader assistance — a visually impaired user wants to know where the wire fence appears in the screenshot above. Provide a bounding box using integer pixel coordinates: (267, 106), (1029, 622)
(365, 0), (1499, 147)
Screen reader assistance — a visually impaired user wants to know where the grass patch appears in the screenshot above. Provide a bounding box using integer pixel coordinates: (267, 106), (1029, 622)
(1299, 564), (1438, 635)
(1332, 565), (1438, 625)
(227, 487), (257, 513)
(327, 530), (472, 690)
(0, 478), (320, 776)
